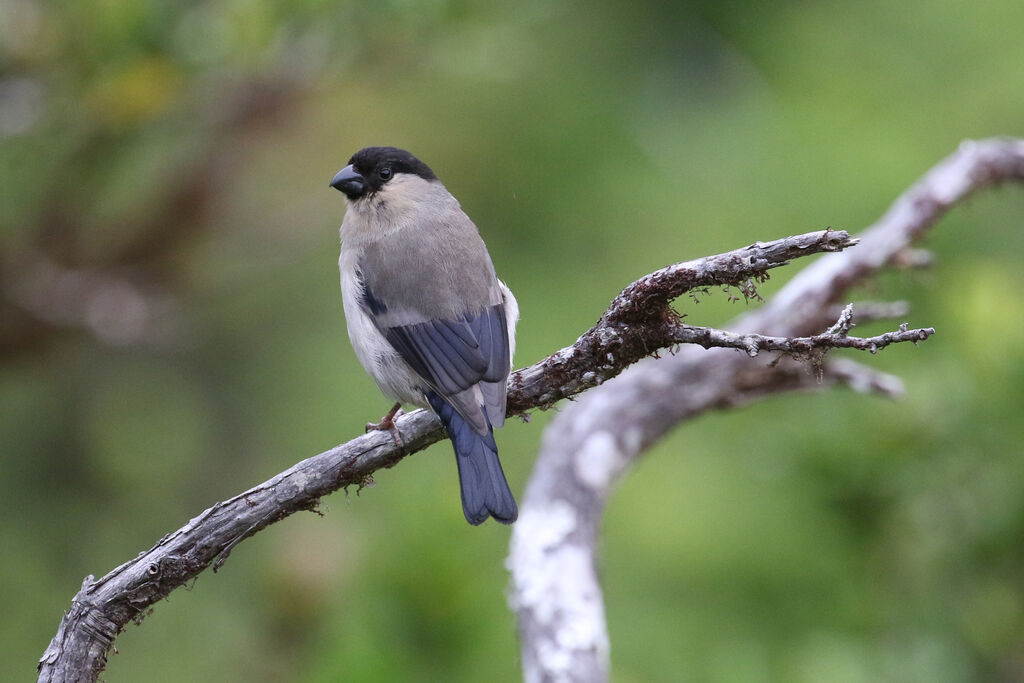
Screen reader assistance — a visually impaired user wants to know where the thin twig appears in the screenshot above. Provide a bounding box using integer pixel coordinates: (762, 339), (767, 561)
(670, 310), (933, 359)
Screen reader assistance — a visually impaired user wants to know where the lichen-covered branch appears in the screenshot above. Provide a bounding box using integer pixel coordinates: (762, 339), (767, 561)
(39, 227), (884, 681)
(671, 309), (933, 359)
(508, 229), (859, 413)
(509, 353), (892, 683)
(509, 137), (1024, 683)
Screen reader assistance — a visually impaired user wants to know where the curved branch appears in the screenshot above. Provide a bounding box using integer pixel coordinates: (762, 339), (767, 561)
(509, 353), (884, 683)
(37, 226), (898, 681)
(509, 137), (1024, 683)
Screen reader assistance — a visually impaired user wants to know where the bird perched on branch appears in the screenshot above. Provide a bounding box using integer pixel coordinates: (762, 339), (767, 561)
(331, 147), (519, 525)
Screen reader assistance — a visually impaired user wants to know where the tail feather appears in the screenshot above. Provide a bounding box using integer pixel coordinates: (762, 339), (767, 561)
(426, 391), (517, 525)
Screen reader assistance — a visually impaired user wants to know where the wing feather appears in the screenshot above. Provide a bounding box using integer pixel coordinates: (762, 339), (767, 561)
(358, 273), (510, 432)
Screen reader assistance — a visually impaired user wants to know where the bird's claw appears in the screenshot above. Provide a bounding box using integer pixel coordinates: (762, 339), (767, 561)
(366, 402), (404, 448)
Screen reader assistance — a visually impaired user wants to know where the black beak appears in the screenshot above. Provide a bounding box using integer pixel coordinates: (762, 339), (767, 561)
(330, 165), (367, 199)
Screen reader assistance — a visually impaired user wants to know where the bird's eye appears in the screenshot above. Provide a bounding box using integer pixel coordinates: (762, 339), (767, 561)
(378, 167), (392, 180)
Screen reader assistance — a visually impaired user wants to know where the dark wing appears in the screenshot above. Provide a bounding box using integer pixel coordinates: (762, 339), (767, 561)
(361, 277), (510, 433)
(383, 308), (509, 395)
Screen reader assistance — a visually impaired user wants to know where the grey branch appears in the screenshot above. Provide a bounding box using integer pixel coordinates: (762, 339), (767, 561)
(509, 137), (1024, 683)
(35, 180), (954, 680)
(825, 300), (911, 325)
(39, 227), (882, 682)
(671, 315), (933, 359)
(507, 228), (858, 413)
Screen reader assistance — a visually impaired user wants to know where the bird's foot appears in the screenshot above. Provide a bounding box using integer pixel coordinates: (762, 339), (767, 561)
(366, 402), (405, 448)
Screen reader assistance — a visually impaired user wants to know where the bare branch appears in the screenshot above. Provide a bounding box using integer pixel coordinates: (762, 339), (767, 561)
(601, 228), (856, 325)
(37, 227), (891, 681)
(826, 357), (906, 398)
(510, 351), (897, 683)
(509, 137), (1024, 683)
(669, 312), (933, 359)
(890, 248), (934, 269)
(825, 300), (911, 324)
(508, 229), (859, 413)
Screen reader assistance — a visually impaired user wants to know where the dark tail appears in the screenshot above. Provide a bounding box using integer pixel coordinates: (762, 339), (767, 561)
(426, 391), (518, 525)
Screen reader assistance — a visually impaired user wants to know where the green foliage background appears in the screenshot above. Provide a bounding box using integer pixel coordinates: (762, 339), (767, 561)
(3, 0), (1024, 680)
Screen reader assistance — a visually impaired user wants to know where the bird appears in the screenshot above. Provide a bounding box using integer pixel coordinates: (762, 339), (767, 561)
(330, 146), (519, 525)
